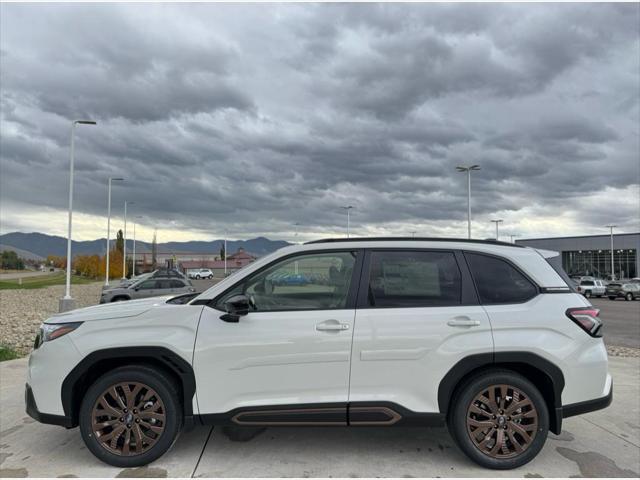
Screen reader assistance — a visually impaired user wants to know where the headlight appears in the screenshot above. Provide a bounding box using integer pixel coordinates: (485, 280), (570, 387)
(34, 322), (83, 349)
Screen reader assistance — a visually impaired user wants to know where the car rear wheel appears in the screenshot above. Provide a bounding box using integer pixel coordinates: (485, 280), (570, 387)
(448, 370), (549, 470)
(79, 365), (182, 467)
(625, 293), (633, 301)
(584, 290), (592, 298)
(196, 275), (201, 279)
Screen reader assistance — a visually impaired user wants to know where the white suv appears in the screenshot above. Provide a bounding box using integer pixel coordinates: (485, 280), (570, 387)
(189, 268), (214, 279)
(26, 238), (611, 470)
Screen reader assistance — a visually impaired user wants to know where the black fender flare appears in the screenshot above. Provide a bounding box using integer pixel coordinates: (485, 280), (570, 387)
(61, 346), (196, 426)
(437, 351), (565, 434)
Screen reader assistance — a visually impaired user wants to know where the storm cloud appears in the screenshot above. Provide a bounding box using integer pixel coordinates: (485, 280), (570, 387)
(1, 3), (638, 241)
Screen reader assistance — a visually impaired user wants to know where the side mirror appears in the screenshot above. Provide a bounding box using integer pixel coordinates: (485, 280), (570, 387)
(220, 294), (250, 323)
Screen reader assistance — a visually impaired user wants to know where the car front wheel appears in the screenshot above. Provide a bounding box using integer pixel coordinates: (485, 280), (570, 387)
(625, 293), (633, 301)
(448, 370), (549, 470)
(584, 290), (592, 298)
(79, 365), (182, 467)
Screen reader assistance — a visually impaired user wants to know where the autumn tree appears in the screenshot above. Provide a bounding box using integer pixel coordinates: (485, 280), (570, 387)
(116, 229), (124, 255)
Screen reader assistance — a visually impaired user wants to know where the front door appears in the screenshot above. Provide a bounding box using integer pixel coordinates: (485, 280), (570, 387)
(349, 250), (493, 414)
(193, 250), (362, 419)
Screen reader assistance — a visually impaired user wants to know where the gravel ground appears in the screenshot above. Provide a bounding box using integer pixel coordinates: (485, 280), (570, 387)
(1, 283), (639, 359)
(0, 283), (102, 354)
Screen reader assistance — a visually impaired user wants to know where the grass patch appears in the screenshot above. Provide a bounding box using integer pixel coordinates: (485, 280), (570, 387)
(0, 272), (95, 290)
(0, 345), (21, 361)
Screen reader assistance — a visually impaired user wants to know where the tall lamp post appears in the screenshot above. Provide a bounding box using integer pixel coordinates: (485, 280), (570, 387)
(606, 225), (617, 280)
(60, 120), (97, 313)
(341, 205), (354, 238)
(491, 219), (503, 241)
(456, 165), (480, 239)
(122, 201), (134, 279)
(105, 177), (123, 286)
(224, 231), (228, 276)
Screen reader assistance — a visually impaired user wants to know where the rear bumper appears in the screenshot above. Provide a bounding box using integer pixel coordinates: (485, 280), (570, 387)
(562, 382), (613, 418)
(25, 383), (74, 428)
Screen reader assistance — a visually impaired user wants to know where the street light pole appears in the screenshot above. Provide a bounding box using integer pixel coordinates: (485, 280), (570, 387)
(606, 225), (617, 280)
(491, 219), (503, 241)
(132, 216), (143, 277)
(60, 120), (97, 313)
(105, 177), (123, 286)
(456, 165), (480, 239)
(224, 232), (228, 276)
(341, 206), (354, 238)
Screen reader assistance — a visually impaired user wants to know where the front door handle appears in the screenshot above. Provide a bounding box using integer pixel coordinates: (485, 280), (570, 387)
(316, 320), (350, 332)
(447, 316), (481, 327)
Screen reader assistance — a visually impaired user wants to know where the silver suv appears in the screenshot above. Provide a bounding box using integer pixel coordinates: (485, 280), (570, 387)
(100, 277), (195, 303)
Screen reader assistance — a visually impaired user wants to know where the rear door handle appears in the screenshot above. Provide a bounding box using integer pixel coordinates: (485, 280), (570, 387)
(447, 316), (481, 327)
(316, 320), (350, 332)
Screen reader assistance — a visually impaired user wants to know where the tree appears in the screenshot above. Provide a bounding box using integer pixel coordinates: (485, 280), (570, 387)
(1, 251), (24, 270)
(219, 243), (226, 261)
(151, 229), (158, 269)
(116, 229), (124, 255)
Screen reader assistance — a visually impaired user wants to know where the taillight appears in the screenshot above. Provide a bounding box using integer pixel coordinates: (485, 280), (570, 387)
(566, 307), (602, 337)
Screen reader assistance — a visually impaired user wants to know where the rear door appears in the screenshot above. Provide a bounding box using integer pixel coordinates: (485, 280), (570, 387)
(349, 249), (492, 415)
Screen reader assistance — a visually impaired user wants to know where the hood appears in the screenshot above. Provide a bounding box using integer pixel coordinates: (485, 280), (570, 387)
(46, 295), (176, 324)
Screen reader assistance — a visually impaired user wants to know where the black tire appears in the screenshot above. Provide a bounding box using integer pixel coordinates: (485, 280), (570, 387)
(196, 275), (201, 279)
(584, 290), (592, 298)
(609, 296), (616, 300)
(625, 293), (633, 301)
(79, 365), (182, 467)
(111, 296), (130, 302)
(208, 275), (213, 279)
(448, 370), (549, 470)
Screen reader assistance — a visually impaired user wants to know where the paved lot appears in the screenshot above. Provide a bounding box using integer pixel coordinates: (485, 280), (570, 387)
(1, 356), (638, 478)
(592, 298), (640, 349)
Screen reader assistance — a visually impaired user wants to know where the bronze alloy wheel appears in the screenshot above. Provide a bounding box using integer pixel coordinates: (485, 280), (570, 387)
(466, 384), (538, 459)
(91, 382), (166, 456)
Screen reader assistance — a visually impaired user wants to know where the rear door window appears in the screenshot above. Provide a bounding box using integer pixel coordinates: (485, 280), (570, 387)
(367, 251), (462, 307)
(465, 253), (538, 304)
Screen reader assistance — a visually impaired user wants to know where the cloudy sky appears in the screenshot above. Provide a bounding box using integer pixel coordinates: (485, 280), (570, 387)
(1, 3), (639, 243)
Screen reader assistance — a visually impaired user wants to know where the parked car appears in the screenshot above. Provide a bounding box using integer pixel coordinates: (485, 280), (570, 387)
(100, 277), (195, 303)
(630, 277), (640, 284)
(27, 238), (611, 470)
(188, 268), (214, 279)
(575, 279), (606, 298)
(103, 269), (188, 291)
(605, 282), (640, 301)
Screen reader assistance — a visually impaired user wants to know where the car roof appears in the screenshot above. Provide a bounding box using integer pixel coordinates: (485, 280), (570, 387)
(306, 237), (522, 248)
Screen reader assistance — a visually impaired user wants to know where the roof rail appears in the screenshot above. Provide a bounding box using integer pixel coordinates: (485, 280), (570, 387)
(304, 237), (524, 248)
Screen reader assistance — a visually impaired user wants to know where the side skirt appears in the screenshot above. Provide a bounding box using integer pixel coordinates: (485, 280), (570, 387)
(199, 402), (445, 427)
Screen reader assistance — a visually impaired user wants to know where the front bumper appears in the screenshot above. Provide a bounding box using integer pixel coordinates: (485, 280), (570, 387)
(25, 383), (74, 428)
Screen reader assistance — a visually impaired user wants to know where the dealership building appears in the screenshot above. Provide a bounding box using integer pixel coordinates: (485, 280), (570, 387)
(515, 232), (640, 280)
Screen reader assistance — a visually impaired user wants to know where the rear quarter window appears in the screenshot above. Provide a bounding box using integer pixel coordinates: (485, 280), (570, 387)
(465, 252), (538, 304)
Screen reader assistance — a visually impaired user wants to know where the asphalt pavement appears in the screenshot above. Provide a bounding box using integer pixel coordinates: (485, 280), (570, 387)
(592, 298), (640, 349)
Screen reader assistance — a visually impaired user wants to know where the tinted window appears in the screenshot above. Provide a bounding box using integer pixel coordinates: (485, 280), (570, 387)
(466, 253), (538, 304)
(137, 280), (157, 290)
(156, 280), (172, 289)
(367, 251), (461, 308)
(170, 280), (185, 288)
(217, 251), (358, 312)
(581, 280), (595, 286)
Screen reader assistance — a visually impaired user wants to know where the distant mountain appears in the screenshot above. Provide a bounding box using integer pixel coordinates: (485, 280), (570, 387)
(0, 244), (44, 261)
(0, 232), (291, 258)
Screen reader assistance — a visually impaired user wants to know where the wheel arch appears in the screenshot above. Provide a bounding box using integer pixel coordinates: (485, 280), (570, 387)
(438, 352), (565, 434)
(61, 346), (196, 428)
